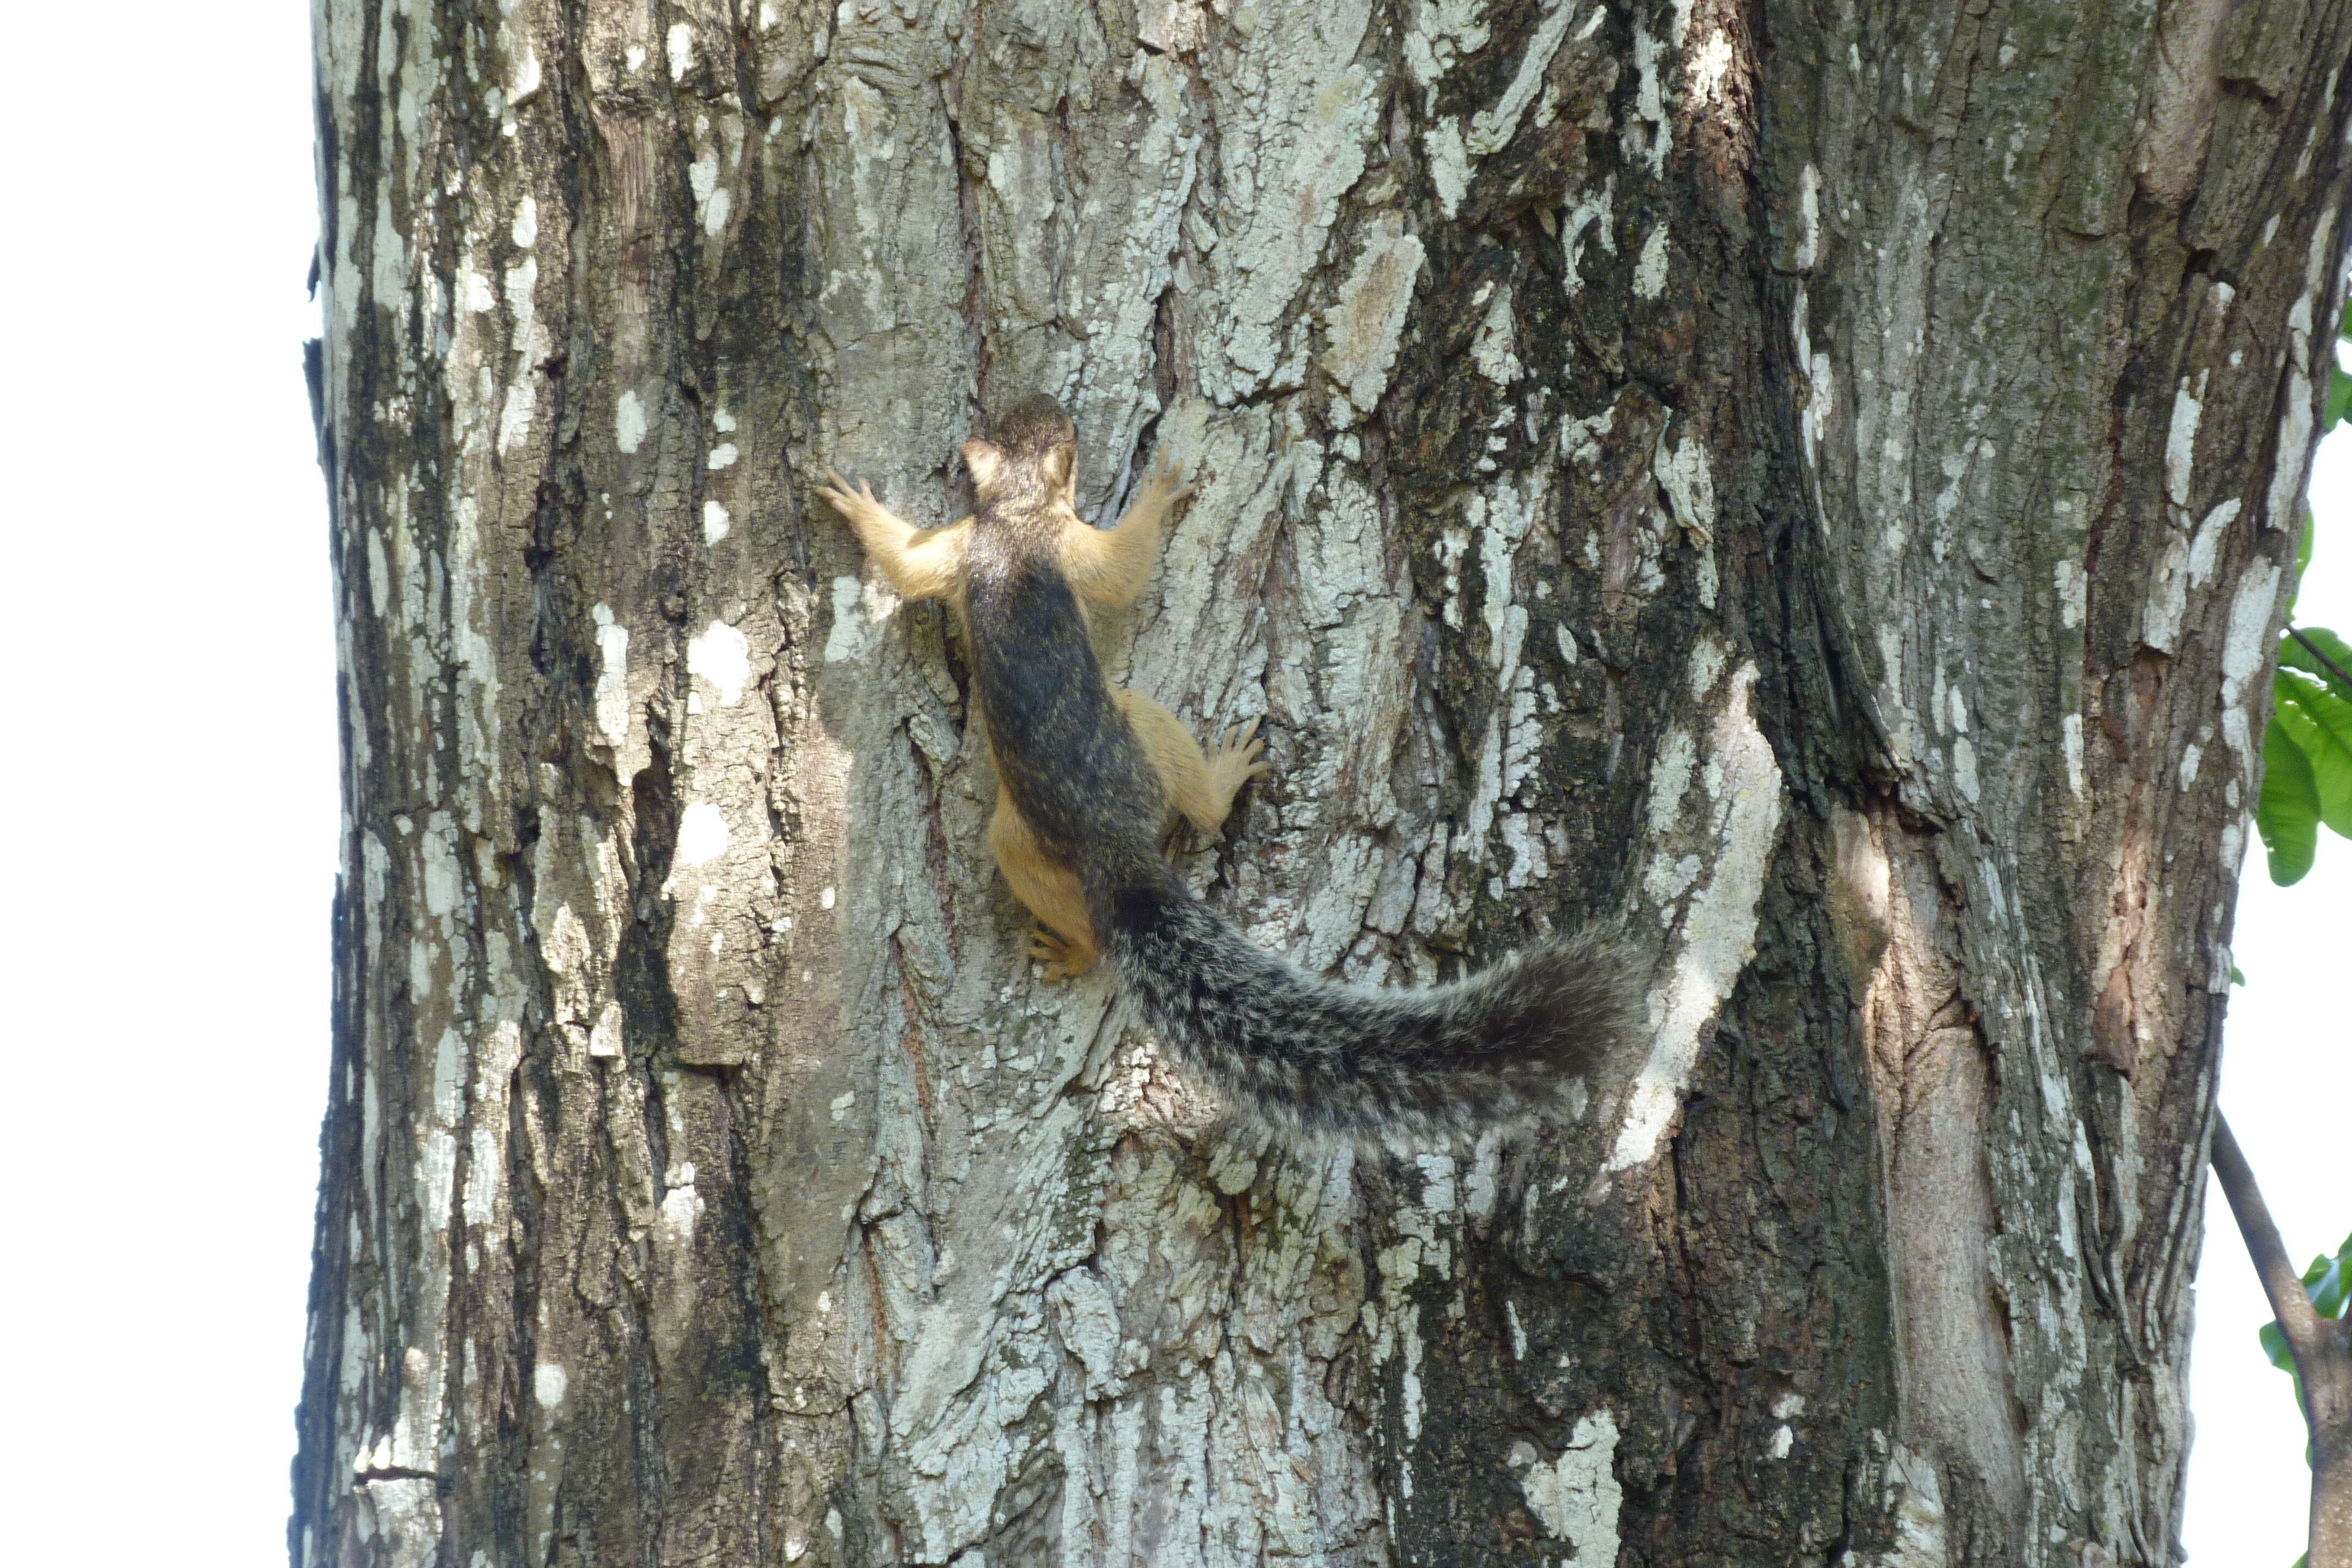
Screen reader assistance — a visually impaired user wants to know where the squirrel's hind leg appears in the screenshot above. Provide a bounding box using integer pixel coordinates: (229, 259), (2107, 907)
(1115, 689), (1269, 836)
(988, 788), (1100, 981)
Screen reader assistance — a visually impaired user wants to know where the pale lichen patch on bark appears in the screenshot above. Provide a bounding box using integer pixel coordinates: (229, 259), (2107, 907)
(1632, 224), (1670, 298)
(2264, 214), (2345, 529)
(1424, 0), (1579, 216)
(1610, 663), (1784, 1173)
(589, 603), (630, 746)
(1320, 220), (1426, 417)
(1558, 174), (1616, 291)
(1848, 1440), (1950, 1568)
(1196, 2), (1379, 402)
(2217, 559), (2286, 772)
(1508, 1408), (1623, 1557)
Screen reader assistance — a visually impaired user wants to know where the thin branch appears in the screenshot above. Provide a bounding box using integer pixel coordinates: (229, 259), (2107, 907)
(2210, 1114), (2352, 1566)
(2210, 1113), (2332, 1367)
(2288, 623), (2352, 695)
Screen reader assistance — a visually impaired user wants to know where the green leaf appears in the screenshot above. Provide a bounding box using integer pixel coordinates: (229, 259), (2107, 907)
(2282, 626), (2352, 702)
(2308, 1235), (2352, 1321)
(2258, 712), (2324, 884)
(2274, 671), (2352, 837)
(2328, 366), (2352, 433)
(2230, 964), (2246, 985)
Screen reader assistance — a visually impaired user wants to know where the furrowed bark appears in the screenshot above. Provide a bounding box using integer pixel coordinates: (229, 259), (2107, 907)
(296, 1), (2352, 1564)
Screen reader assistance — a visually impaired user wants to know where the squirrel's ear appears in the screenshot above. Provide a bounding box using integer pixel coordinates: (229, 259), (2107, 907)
(962, 438), (1006, 493)
(1038, 439), (1075, 500)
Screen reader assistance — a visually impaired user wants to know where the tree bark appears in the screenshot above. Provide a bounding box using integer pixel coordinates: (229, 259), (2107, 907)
(294, 1), (2352, 1565)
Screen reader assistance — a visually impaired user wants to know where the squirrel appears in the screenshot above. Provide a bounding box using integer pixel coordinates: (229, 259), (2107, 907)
(820, 395), (1638, 1144)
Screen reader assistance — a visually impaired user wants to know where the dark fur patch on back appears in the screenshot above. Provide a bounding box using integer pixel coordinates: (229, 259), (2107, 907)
(961, 398), (1639, 1149)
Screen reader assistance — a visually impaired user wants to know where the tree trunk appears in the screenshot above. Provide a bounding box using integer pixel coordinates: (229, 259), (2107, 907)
(294, 1), (2352, 1564)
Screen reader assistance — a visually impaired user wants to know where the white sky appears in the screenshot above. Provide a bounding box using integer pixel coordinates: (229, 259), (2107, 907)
(0, 4), (2336, 1562)
(0, 4), (335, 1558)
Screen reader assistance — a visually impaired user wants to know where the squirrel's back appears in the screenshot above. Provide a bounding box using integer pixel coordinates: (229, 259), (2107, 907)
(963, 532), (1168, 878)
(961, 396), (1639, 1145)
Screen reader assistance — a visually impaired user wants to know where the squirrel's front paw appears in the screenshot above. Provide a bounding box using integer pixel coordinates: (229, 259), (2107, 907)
(1211, 718), (1272, 786)
(1141, 445), (1195, 506)
(818, 470), (884, 525)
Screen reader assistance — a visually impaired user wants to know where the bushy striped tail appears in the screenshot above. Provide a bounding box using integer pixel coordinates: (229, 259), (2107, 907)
(1097, 869), (1640, 1146)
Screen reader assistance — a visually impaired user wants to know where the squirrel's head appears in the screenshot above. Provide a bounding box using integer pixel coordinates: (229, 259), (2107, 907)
(963, 394), (1077, 512)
